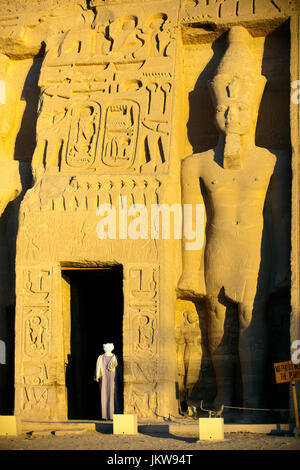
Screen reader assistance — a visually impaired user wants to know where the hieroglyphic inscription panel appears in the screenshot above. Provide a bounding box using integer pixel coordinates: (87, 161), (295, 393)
(33, 1), (178, 175)
(17, 268), (53, 418)
(124, 264), (159, 417)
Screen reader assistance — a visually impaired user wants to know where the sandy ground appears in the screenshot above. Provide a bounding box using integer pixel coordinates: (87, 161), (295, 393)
(1, 430), (300, 451)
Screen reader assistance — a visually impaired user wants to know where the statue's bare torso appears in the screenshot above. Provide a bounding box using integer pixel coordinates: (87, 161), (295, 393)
(189, 146), (276, 303)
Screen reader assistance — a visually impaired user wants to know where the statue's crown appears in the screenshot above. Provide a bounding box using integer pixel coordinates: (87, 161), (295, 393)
(210, 26), (266, 109)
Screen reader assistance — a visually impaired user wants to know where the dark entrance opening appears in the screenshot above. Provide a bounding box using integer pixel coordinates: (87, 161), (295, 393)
(63, 266), (124, 420)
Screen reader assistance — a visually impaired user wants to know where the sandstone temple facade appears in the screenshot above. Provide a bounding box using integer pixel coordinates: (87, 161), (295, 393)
(0, 0), (299, 423)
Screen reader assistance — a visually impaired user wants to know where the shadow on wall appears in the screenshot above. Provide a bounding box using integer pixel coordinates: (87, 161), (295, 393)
(14, 46), (45, 163)
(0, 47), (44, 413)
(0, 163), (32, 414)
(186, 32), (226, 154)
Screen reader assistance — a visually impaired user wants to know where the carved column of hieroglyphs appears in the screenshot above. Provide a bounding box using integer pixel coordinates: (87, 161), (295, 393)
(32, 3), (177, 176)
(16, 268), (52, 418)
(124, 264), (159, 417)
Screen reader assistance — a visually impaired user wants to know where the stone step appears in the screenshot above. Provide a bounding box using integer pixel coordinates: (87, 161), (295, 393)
(29, 428), (88, 437)
(22, 420), (96, 434)
(22, 419), (293, 436)
(52, 428), (88, 436)
(29, 430), (53, 437)
(169, 422), (292, 436)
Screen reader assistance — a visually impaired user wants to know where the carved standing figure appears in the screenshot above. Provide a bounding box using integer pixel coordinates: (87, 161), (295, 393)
(176, 310), (202, 416)
(178, 26), (290, 415)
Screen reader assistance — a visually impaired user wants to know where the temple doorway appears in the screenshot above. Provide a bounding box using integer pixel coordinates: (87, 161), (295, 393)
(62, 266), (124, 420)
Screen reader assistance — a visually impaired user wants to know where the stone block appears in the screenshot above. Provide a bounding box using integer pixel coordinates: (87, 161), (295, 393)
(0, 416), (22, 436)
(113, 414), (138, 435)
(198, 418), (224, 441)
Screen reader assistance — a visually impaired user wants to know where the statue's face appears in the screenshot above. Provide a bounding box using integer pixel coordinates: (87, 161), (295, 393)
(122, 18), (136, 31)
(215, 99), (253, 136)
(210, 74), (263, 138)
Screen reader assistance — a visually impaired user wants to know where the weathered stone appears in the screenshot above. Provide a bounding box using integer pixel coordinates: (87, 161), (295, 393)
(0, 0), (296, 424)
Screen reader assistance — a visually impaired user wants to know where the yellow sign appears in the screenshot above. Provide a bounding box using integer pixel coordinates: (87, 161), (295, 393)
(274, 360), (300, 384)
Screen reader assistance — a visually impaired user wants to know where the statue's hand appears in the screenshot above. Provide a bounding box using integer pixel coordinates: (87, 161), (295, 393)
(177, 271), (206, 298)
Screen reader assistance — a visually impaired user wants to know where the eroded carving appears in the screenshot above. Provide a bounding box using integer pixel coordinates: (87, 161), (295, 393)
(126, 386), (158, 417)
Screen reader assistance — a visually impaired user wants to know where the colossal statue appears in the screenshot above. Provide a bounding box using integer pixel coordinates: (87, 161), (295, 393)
(178, 26), (290, 415)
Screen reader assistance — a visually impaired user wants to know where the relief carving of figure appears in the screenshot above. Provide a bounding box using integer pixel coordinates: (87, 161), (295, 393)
(136, 315), (155, 354)
(178, 27), (290, 417)
(176, 310), (202, 416)
(108, 16), (144, 60)
(147, 14), (172, 57)
(26, 316), (46, 354)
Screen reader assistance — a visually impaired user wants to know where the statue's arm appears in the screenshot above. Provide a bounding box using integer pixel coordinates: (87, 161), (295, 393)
(267, 150), (291, 291)
(177, 154), (206, 297)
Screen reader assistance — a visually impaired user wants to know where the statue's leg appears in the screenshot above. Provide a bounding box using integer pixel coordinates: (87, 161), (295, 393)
(207, 295), (235, 410)
(238, 298), (268, 411)
(185, 342), (202, 416)
(186, 342), (202, 396)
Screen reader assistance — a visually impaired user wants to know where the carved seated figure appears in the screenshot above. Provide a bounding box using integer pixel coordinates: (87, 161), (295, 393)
(178, 26), (290, 415)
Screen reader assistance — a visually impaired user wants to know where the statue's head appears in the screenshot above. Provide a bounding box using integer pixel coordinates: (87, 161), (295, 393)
(103, 343), (114, 353)
(121, 16), (137, 32)
(209, 26), (266, 138)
